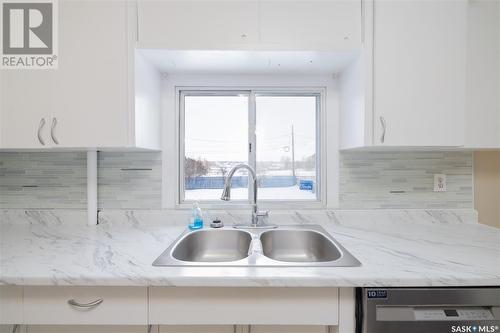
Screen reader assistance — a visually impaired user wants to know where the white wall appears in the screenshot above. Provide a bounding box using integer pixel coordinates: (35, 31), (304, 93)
(0, 69), (2, 148)
(498, 1), (500, 147)
(160, 74), (340, 209)
(339, 55), (366, 149)
(135, 51), (162, 150)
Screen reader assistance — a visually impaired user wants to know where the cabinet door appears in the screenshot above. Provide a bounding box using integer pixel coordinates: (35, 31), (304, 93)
(0, 0), (131, 150)
(373, 0), (467, 147)
(51, 0), (129, 148)
(159, 326), (233, 333)
(0, 326), (11, 333)
(26, 326), (147, 333)
(259, 0), (361, 51)
(0, 286), (23, 324)
(465, 0), (500, 148)
(150, 287), (338, 325)
(0, 326), (26, 333)
(138, 1), (259, 49)
(247, 327), (325, 333)
(0, 71), (54, 149)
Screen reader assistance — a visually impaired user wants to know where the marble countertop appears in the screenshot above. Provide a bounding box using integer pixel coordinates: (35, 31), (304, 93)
(1, 209), (499, 287)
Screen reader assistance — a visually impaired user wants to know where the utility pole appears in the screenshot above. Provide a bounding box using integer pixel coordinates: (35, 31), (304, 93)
(291, 125), (296, 184)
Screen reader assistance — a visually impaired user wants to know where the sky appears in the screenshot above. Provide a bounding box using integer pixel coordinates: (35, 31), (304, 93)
(184, 95), (317, 163)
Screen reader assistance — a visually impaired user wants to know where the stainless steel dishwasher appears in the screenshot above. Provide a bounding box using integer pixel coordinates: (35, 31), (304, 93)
(356, 288), (500, 333)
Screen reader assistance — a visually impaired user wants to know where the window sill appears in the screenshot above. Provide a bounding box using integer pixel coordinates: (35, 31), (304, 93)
(176, 201), (326, 210)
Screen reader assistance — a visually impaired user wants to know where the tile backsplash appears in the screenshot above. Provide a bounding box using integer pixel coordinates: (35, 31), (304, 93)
(0, 151), (473, 210)
(0, 152), (161, 209)
(98, 152), (161, 209)
(340, 151), (473, 209)
(0, 152), (87, 209)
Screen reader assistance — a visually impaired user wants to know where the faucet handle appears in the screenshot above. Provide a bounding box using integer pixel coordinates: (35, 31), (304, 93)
(257, 210), (269, 217)
(256, 210), (270, 225)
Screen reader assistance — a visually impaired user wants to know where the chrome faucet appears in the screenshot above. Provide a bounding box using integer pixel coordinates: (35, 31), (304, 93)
(221, 163), (276, 228)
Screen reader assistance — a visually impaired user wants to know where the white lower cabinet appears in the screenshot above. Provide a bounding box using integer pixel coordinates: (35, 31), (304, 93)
(1, 286), (353, 332)
(158, 326), (327, 333)
(159, 326), (234, 333)
(245, 326), (327, 333)
(23, 287), (148, 325)
(0, 325), (23, 333)
(26, 326), (147, 333)
(0, 286), (23, 324)
(149, 288), (339, 325)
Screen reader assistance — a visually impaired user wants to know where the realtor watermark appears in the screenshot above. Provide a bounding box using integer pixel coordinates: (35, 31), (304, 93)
(451, 325), (500, 333)
(1, 0), (58, 69)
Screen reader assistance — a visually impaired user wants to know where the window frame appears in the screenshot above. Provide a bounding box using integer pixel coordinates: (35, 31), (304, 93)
(176, 86), (327, 210)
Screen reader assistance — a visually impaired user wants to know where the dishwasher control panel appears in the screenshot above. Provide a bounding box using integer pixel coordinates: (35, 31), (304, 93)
(414, 307), (495, 321)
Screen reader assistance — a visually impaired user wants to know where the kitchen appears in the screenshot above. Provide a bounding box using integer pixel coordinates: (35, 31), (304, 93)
(0, 0), (500, 333)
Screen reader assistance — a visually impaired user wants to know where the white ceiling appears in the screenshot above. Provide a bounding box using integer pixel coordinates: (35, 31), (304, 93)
(138, 49), (359, 75)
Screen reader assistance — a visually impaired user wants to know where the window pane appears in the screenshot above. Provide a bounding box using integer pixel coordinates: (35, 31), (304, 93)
(256, 95), (318, 200)
(184, 94), (249, 201)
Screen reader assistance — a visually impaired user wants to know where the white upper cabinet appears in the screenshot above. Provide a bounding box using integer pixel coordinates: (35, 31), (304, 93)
(0, 71), (55, 149)
(259, 0), (361, 51)
(340, 0), (471, 149)
(137, 0), (361, 51)
(51, 1), (130, 149)
(464, 0), (500, 148)
(138, 1), (260, 49)
(0, 0), (161, 150)
(372, 0), (467, 147)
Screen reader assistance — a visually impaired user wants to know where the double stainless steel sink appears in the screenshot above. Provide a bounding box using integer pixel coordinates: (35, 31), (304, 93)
(153, 225), (361, 267)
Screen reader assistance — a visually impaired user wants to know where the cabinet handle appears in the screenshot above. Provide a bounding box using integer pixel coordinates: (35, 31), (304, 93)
(68, 298), (103, 308)
(380, 116), (386, 144)
(11, 324), (19, 333)
(51, 117), (59, 144)
(37, 118), (46, 145)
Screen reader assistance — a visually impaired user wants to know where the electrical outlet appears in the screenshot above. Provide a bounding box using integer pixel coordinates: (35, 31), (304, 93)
(434, 174), (447, 192)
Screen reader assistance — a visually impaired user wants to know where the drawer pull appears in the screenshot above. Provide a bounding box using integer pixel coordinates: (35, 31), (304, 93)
(68, 298), (103, 308)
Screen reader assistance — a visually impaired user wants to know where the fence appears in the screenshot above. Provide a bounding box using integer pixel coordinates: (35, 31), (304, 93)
(185, 175), (311, 190)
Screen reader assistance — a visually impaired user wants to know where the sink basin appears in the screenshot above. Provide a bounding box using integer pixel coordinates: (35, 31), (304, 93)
(153, 225), (360, 267)
(170, 229), (252, 262)
(260, 229), (342, 262)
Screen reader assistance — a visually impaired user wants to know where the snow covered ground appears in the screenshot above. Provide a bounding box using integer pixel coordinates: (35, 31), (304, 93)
(185, 185), (316, 201)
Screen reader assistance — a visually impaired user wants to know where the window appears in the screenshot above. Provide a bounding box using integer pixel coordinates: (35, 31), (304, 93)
(180, 89), (321, 204)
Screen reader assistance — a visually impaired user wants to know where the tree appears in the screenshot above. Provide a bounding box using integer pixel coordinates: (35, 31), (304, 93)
(185, 157), (209, 179)
(281, 156), (291, 169)
(301, 154), (316, 170)
(218, 165), (227, 177)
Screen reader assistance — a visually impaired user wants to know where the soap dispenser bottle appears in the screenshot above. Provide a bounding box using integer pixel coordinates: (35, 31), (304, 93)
(188, 202), (204, 230)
